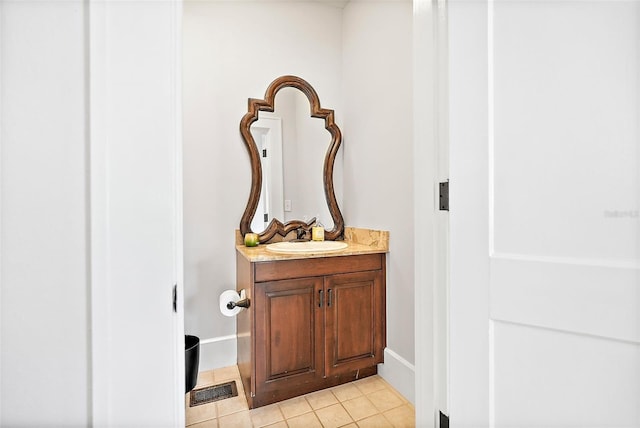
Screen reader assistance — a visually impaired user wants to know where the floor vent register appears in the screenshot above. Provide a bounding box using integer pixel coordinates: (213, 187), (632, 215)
(189, 381), (238, 407)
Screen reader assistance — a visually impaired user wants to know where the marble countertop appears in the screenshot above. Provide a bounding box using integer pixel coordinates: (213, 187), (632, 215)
(236, 227), (389, 263)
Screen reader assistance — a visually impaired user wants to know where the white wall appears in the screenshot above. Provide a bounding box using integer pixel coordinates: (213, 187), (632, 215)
(0, 1), (90, 424)
(342, 1), (415, 402)
(182, 1), (344, 370)
(289, 90), (334, 227)
(260, 89), (333, 227)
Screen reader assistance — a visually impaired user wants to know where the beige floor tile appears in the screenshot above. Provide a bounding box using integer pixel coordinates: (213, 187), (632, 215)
(217, 396), (249, 417)
(375, 379), (408, 404)
(186, 401), (217, 426)
(353, 376), (387, 395)
(314, 403), (354, 428)
(278, 395), (313, 419)
(187, 365), (416, 428)
(366, 388), (404, 413)
(286, 411), (323, 428)
(195, 370), (216, 388)
(331, 383), (363, 402)
(305, 389), (339, 410)
(214, 365), (240, 382)
(382, 404), (415, 428)
(250, 403), (284, 427)
(189, 418), (219, 428)
(356, 414), (393, 428)
(218, 410), (253, 428)
(264, 421), (288, 428)
(341, 396), (379, 421)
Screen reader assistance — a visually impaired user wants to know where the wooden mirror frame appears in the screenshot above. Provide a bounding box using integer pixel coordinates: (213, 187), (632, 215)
(239, 75), (345, 243)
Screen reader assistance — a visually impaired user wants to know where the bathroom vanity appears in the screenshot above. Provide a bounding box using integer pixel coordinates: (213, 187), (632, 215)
(234, 76), (387, 408)
(235, 229), (388, 408)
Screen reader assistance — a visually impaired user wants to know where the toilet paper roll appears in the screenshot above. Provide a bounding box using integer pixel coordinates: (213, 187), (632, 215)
(219, 289), (243, 317)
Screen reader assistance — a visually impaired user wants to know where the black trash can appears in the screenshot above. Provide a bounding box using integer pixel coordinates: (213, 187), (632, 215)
(185, 335), (200, 393)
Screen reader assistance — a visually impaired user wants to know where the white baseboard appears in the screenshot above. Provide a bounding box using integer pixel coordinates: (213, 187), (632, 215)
(197, 335), (237, 372)
(378, 347), (415, 405)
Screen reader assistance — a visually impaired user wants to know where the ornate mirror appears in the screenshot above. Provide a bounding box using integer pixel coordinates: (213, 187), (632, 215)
(239, 75), (344, 243)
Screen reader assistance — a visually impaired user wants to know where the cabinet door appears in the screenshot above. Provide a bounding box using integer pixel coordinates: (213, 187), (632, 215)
(254, 277), (324, 397)
(324, 270), (385, 377)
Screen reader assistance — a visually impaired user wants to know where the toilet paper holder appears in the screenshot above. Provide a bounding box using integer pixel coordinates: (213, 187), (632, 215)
(220, 289), (250, 316)
(227, 297), (250, 310)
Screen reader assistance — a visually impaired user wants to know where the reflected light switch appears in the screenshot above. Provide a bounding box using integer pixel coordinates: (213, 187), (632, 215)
(284, 199), (292, 212)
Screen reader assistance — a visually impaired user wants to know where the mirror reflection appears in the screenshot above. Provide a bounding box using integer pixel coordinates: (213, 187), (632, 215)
(249, 87), (334, 234)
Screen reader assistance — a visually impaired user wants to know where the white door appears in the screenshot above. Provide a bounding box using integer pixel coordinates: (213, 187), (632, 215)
(89, 1), (184, 425)
(250, 117), (284, 231)
(448, 1), (640, 426)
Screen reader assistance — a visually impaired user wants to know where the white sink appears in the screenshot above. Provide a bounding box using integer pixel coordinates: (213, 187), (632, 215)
(265, 240), (348, 254)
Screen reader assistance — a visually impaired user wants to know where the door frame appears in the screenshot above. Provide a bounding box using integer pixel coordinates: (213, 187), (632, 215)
(413, 0), (449, 426)
(89, 0), (185, 424)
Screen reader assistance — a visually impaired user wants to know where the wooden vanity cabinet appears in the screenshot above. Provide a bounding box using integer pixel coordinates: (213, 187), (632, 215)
(236, 252), (386, 408)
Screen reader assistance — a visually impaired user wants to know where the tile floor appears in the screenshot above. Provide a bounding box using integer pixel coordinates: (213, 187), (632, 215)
(186, 366), (415, 428)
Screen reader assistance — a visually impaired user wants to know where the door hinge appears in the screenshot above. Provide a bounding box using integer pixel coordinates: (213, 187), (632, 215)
(264, 213), (269, 223)
(439, 181), (449, 211)
(439, 410), (449, 428)
(172, 284), (177, 313)
(262, 148), (267, 157)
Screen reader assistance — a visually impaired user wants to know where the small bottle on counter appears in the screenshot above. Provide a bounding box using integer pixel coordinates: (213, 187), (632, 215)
(312, 217), (325, 241)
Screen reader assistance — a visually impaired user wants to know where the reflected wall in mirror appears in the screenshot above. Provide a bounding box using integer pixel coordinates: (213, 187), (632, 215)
(250, 88), (334, 233)
(240, 75), (344, 243)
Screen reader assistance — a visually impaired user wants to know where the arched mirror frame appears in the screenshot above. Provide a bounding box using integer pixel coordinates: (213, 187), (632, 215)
(239, 75), (345, 243)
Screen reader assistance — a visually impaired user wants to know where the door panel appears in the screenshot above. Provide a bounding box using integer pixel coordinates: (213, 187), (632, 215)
(254, 277), (324, 390)
(492, 1), (639, 263)
(325, 271), (384, 377)
(493, 322), (640, 427)
(268, 290), (315, 377)
(490, 257), (639, 342)
(334, 282), (374, 361)
(449, 0), (640, 426)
